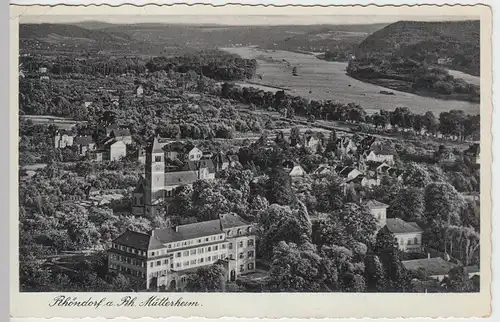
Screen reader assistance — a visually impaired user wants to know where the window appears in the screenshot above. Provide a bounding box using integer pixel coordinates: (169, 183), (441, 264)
(407, 239), (412, 245)
(155, 156), (162, 162)
(229, 243), (233, 250)
(156, 260), (161, 266)
(184, 261), (189, 266)
(190, 250), (196, 255)
(163, 259), (168, 264)
(199, 258), (204, 263)
(239, 252), (244, 259)
(150, 262), (153, 268)
(248, 251), (254, 258)
(182, 242), (187, 246)
(198, 248), (204, 254)
(414, 237), (419, 244)
(176, 252), (181, 258)
(211, 236), (216, 241)
(219, 235), (223, 240)
(207, 256), (211, 261)
(222, 244), (226, 249)
(240, 265), (244, 272)
(248, 263), (254, 270)
(248, 239), (254, 247)
(214, 245), (218, 251)
(205, 238), (209, 242)
(237, 229), (242, 235)
(151, 251), (155, 256)
(113, 243), (117, 248)
(183, 251), (189, 256)
(227, 230), (232, 237)
(239, 241), (244, 248)
(176, 263), (181, 268)
(229, 254), (234, 260)
(198, 239), (202, 243)
(168, 244), (172, 249)
(208, 247), (212, 252)
(213, 255), (219, 260)
(247, 227), (252, 233)
(190, 260), (196, 265)
(170, 263), (174, 269)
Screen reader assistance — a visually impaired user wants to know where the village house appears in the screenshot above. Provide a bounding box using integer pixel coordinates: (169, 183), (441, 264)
(362, 145), (395, 165)
(109, 128), (133, 145)
(136, 85), (144, 97)
(283, 161), (307, 179)
(335, 165), (363, 181)
(337, 137), (357, 157)
(104, 139), (127, 161)
(187, 146), (203, 161)
(360, 161), (391, 177)
(74, 135), (96, 156)
(84, 101), (93, 108)
(108, 213), (256, 290)
(385, 218), (424, 252)
(183, 159), (216, 180)
(40, 75), (50, 81)
(303, 133), (321, 153)
(54, 130), (74, 148)
(38, 67), (47, 73)
(464, 143), (480, 165)
(364, 200), (389, 229)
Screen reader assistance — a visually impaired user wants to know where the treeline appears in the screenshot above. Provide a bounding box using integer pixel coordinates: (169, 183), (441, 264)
(20, 50), (257, 81)
(221, 83), (480, 141)
(346, 57), (480, 103)
(146, 50), (257, 81)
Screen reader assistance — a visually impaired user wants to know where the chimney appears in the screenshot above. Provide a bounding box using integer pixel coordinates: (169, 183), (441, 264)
(175, 226), (179, 233)
(427, 253), (431, 259)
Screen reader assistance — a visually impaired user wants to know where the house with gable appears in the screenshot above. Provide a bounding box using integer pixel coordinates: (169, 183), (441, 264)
(303, 133), (321, 154)
(384, 218), (424, 252)
(283, 160), (307, 179)
(109, 128), (133, 145)
(364, 199), (389, 229)
(54, 130), (74, 148)
(74, 135), (96, 156)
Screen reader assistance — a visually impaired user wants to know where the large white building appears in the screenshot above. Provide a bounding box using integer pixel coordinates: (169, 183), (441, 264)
(108, 213), (256, 290)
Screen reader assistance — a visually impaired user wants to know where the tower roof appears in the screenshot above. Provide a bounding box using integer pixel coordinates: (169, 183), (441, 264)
(148, 136), (170, 154)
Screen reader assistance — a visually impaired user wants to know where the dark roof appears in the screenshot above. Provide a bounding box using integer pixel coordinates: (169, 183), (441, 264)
(185, 159), (215, 173)
(133, 176), (145, 193)
(219, 213), (250, 229)
(465, 143), (480, 156)
(111, 129), (131, 137)
(386, 218), (423, 234)
(176, 220), (223, 239)
(112, 230), (151, 251)
(366, 161), (390, 171)
(346, 175), (364, 184)
(339, 166), (358, 177)
(402, 258), (458, 276)
(364, 200), (389, 209)
(74, 135), (94, 145)
(107, 123), (120, 130)
(164, 170), (198, 186)
(164, 141), (186, 153)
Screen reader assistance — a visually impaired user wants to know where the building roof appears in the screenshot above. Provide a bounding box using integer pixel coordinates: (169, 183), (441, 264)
(365, 161), (390, 171)
(402, 257), (458, 277)
(176, 219), (223, 239)
(346, 175), (365, 184)
(368, 144), (395, 156)
(74, 135), (94, 145)
(111, 129), (131, 138)
(338, 166), (359, 177)
(212, 151), (230, 164)
(133, 176), (145, 193)
(184, 159), (215, 173)
(386, 218), (423, 234)
(313, 164), (334, 174)
(364, 200), (389, 209)
(219, 213), (250, 229)
(164, 170), (198, 187)
(112, 230), (151, 251)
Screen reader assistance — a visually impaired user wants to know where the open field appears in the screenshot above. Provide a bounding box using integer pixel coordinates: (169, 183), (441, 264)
(222, 47), (479, 115)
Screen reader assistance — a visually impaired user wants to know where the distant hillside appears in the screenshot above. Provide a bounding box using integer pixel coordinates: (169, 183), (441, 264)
(20, 23), (131, 43)
(356, 20), (480, 75)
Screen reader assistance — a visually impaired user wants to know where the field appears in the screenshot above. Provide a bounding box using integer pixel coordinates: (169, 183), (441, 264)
(222, 47), (479, 115)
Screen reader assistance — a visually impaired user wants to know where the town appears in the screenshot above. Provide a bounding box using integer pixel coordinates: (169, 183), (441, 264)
(19, 19), (481, 293)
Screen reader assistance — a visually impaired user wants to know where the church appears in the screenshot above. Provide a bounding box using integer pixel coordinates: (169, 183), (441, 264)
(131, 137), (217, 216)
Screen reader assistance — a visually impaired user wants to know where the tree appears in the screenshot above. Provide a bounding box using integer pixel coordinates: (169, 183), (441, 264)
(447, 225), (480, 265)
(311, 173), (344, 212)
(290, 126), (301, 147)
(424, 182), (464, 227)
(443, 267), (478, 292)
(184, 263), (227, 292)
(403, 163), (432, 188)
(388, 187), (424, 223)
(266, 167), (296, 206)
(364, 252), (388, 292)
(332, 203), (377, 246)
(323, 130), (338, 155)
(268, 241), (325, 292)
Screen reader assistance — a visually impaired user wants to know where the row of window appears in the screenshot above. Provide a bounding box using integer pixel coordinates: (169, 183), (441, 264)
(239, 262), (255, 273)
(228, 251), (254, 260)
(109, 264), (145, 278)
(229, 239), (255, 250)
(396, 237), (420, 246)
(150, 235), (225, 256)
(110, 254), (145, 267)
(226, 227), (252, 237)
(112, 244), (147, 256)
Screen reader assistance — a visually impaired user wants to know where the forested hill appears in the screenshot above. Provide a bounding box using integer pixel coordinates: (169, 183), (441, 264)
(355, 20), (480, 76)
(20, 23), (131, 43)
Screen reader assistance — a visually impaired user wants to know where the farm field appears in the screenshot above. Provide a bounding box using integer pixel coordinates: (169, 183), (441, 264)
(222, 46), (479, 115)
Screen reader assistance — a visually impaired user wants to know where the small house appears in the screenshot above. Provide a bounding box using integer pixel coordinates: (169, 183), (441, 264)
(54, 130), (74, 148)
(105, 140), (127, 161)
(385, 218), (424, 252)
(74, 135), (96, 156)
(187, 146), (203, 161)
(109, 128), (132, 145)
(303, 133), (321, 154)
(402, 257), (458, 282)
(364, 200), (389, 228)
(136, 85), (144, 97)
(283, 161), (307, 179)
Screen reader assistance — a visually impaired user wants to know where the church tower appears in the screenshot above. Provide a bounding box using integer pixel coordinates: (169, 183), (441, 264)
(144, 137), (166, 217)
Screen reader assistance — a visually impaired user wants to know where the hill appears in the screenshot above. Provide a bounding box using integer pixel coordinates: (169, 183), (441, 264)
(20, 23), (131, 42)
(355, 20), (480, 75)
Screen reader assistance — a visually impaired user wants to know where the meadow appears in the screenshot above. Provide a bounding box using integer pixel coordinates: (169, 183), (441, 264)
(222, 47), (480, 115)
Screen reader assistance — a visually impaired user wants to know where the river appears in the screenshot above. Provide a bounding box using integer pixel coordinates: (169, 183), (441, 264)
(222, 47), (479, 115)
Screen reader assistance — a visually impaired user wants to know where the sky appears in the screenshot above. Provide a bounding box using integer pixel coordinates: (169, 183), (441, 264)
(20, 15), (478, 26)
